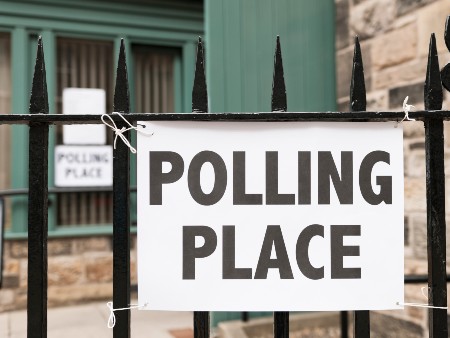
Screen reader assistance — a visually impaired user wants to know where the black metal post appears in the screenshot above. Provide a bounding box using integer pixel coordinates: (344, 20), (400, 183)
(113, 39), (131, 338)
(340, 311), (348, 338)
(271, 36), (289, 338)
(192, 36), (210, 338)
(27, 36), (49, 338)
(424, 33), (447, 338)
(350, 36), (370, 338)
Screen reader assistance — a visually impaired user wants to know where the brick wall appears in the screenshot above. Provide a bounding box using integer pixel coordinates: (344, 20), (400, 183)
(0, 236), (137, 311)
(336, 0), (450, 335)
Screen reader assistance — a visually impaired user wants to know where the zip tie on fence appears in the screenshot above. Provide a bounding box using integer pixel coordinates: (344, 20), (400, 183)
(396, 96), (416, 128)
(101, 112), (153, 154)
(420, 286), (428, 300)
(397, 286), (448, 310)
(106, 301), (148, 328)
(396, 302), (448, 310)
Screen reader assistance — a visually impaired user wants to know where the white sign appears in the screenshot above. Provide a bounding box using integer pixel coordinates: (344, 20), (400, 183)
(55, 145), (113, 187)
(63, 88), (106, 145)
(137, 121), (404, 311)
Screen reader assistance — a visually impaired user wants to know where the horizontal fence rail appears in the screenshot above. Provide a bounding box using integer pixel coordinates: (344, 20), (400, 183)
(0, 187), (137, 196)
(1, 110), (450, 124)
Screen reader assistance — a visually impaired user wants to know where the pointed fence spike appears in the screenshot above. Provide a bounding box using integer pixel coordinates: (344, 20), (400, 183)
(114, 39), (130, 113)
(350, 36), (366, 112)
(351, 36), (371, 338)
(425, 33), (443, 110)
(272, 40), (288, 335)
(271, 36), (287, 112)
(29, 36), (49, 114)
(192, 37), (208, 113)
(27, 35), (50, 338)
(192, 31), (209, 331)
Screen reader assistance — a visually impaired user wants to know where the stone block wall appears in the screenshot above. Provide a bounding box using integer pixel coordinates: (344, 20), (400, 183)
(0, 235), (137, 311)
(336, 0), (450, 335)
(218, 311), (425, 338)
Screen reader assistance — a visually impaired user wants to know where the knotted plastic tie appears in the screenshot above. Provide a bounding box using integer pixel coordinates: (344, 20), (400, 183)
(106, 301), (148, 328)
(394, 96), (416, 128)
(400, 96), (416, 124)
(101, 112), (153, 154)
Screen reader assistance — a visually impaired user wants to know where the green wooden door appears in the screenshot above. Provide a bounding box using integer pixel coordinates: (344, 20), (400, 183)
(205, 0), (336, 113)
(204, 0), (336, 326)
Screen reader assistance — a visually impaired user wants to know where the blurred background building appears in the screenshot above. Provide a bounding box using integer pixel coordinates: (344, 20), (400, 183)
(0, 0), (449, 336)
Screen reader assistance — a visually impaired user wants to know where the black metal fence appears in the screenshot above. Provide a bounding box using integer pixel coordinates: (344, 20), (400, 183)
(0, 17), (449, 338)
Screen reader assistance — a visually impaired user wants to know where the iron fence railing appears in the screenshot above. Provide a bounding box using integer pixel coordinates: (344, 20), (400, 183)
(0, 187), (448, 337)
(0, 17), (449, 338)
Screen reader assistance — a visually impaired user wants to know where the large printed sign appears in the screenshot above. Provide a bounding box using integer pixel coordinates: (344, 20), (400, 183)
(137, 121), (404, 311)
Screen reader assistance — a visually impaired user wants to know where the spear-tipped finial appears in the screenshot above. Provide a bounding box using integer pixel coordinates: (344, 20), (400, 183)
(29, 36), (49, 114)
(350, 36), (366, 112)
(113, 39), (130, 113)
(271, 36), (287, 112)
(425, 33), (443, 110)
(192, 37), (208, 113)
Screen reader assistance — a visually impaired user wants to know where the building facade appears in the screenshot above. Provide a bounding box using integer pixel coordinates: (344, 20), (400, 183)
(0, 0), (204, 310)
(0, 0), (337, 325)
(335, 0), (450, 336)
(2, 0), (445, 336)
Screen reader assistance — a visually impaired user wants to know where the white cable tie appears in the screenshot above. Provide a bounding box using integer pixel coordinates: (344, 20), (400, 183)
(101, 112), (153, 154)
(397, 96), (416, 127)
(421, 286), (429, 300)
(396, 301), (447, 310)
(106, 301), (148, 328)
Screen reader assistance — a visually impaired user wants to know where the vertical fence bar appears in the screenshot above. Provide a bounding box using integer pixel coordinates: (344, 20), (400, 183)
(113, 39), (131, 338)
(350, 37), (370, 338)
(424, 33), (447, 338)
(271, 36), (289, 338)
(192, 37), (209, 338)
(27, 37), (49, 338)
(340, 311), (348, 338)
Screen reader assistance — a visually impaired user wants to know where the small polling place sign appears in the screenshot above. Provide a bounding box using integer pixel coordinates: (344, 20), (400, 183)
(55, 145), (113, 187)
(137, 121), (404, 311)
(55, 88), (113, 187)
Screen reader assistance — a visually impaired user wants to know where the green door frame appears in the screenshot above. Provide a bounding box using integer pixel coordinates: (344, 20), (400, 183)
(4, 0), (203, 236)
